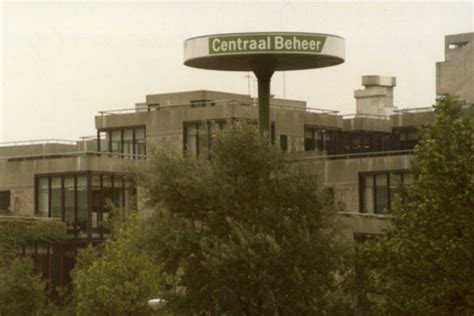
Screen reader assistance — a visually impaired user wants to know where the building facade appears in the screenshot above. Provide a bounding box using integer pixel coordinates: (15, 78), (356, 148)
(0, 32), (472, 288)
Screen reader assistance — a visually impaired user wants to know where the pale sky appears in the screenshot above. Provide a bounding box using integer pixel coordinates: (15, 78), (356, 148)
(1, 1), (473, 142)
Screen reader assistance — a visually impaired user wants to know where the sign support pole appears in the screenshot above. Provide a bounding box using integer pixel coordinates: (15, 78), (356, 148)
(255, 70), (273, 136)
(252, 59), (275, 136)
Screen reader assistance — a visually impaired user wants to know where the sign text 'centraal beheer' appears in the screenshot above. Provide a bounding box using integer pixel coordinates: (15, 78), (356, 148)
(209, 34), (327, 54)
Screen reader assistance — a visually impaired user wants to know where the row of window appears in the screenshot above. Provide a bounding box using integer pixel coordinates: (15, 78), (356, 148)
(35, 173), (136, 240)
(6, 169), (412, 222)
(304, 126), (419, 155)
(17, 241), (93, 291)
(183, 120), (276, 157)
(359, 170), (412, 214)
(98, 127), (146, 159)
(93, 124), (418, 160)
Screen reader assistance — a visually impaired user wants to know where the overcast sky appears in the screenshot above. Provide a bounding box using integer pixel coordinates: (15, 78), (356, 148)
(1, 1), (473, 142)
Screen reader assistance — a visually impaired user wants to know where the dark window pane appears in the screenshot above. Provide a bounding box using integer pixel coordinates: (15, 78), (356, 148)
(389, 173), (402, 208)
(76, 176), (88, 239)
(125, 178), (137, 211)
(111, 130), (122, 156)
(123, 129), (134, 158)
(280, 135), (288, 152)
(102, 176), (113, 230)
(98, 131), (108, 152)
(198, 124), (209, 157)
(375, 174), (388, 214)
(406, 128), (418, 141)
(37, 178), (49, 217)
(64, 176), (75, 231)
(113, 176), (124, 208)
(362, 176), (374, 213)
(51, 177), (62, 219)
(185, 123), (199, 156)
(304, 128), (315, 151)
(0, 191), (11, 214)
(135, 128), (146, 158)
(91, 176), (101, 238)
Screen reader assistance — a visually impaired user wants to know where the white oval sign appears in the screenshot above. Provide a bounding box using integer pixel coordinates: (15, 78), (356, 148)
(184, 32), (345, 71)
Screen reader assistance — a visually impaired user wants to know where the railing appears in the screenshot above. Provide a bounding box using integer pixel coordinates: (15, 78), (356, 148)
(394, 103), (473, 113)
(394, 106), (434, 113)
(292, 149), (414, 161)
(271, 103), (339, 114)
(342, 113), (391, 120)
(0, 215), (63, 222)
(0, 139), (78, 147)
(1, 148), (414, 162)
(98, 99), (340, 116)
(80, 135), (101, 141)
(1, 151), (148, 161)
(338, 211), (389, 219)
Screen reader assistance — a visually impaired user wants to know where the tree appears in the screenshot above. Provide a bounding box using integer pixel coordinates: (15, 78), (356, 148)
(0, 218), (66, 316)
(0, 257), (46, 316)
(71, 213), (163, 316)
(140, 124), (354, 315)
(362, 95), (474, 315)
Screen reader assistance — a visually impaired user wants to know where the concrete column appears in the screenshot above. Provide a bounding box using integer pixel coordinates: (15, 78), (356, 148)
(354, 75), (397, 116)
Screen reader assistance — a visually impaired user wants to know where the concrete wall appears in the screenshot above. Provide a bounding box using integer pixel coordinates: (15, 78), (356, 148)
(341, 213), (389, 237)
(97, 101), (342, 154)
(391, 110), (437, 127)
(0, 156), (141, 216)
(436, 32), (474, 104)
(343, 117), (391, 132)
(0, 149), (394, 235)
(314, 154), (411, 214)
(0, 143), (78, 158)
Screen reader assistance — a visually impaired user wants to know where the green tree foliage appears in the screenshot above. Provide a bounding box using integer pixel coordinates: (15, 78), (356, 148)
(0, 218), (66, 316)
(140, 124), (353, 315)
(0, 218), (66, 260)
(363, 95), (474, 315)
(0, 257), (46, 316)
(71, 213), (163, 316)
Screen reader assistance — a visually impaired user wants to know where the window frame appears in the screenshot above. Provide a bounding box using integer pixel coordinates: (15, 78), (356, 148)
(359, 169), (409, 214)
(97, 125), (146, 159)
(34, 171), (134, 241)
(392, 126), (419, 150)
(304, 125), (341, 154)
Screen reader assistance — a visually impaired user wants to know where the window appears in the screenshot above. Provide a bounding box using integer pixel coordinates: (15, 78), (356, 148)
(392, 127), (419, 150)
(359, 170), (410, 214)
(0, 191), (11, 214)
(98, 126), (146, 159)
(183, 121), (225, 157)
(341, 131), (392, 154)
(304, 126), (340, 155)
(35, 172), (136, 240)
(191, 99), (215, 107)
(183, 120), (274, 157)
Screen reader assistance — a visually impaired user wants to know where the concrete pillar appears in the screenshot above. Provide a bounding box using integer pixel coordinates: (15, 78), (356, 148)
(354, 75), (397, 116)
